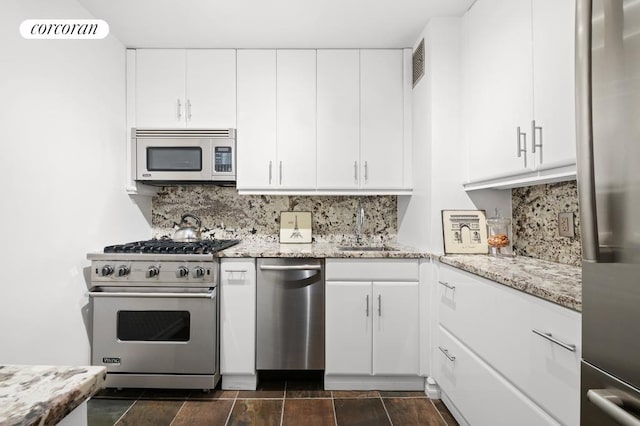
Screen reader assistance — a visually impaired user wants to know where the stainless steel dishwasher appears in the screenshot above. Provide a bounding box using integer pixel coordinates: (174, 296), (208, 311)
(257, 258), (324, 370)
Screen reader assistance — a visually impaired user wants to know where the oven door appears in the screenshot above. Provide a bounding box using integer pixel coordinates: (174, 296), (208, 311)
(136, 138), (212, 181)
(89, 288), (217, 375)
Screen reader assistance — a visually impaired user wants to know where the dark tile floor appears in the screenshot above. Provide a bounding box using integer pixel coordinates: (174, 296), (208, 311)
(88, 373), (458, 426)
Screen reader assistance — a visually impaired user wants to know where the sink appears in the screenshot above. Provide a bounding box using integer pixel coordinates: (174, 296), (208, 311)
(338, 246), (398, 252)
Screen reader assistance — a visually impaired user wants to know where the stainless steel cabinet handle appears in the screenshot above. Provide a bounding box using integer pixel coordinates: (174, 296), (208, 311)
(587, 389), (640, 426)
(532, 329), (576, 352)
(259, 264), (321, 271)
(354, 161), (358, 184)
(225, 269), (248, 273)
(187, 99), (192, 121)
(517, 126), (527, 167)
(89, 291), (215, 299)
(438, 281), (456, 290)
(439, 346), (456, 362)
(279, 161), (283, 185)
(269, 161), (273, 184)
(177, 99), (182, 120)
(531, 119), (543, 154)
(377, 294), (382, 316)
(365, 295), (369, 317)
(364, 161), (369, 183)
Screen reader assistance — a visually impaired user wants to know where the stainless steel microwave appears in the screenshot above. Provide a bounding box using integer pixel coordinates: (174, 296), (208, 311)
(132, 128), (236, 184)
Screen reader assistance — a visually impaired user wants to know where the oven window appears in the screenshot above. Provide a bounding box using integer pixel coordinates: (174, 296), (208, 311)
(117, 311), (190, 342)
(146, 147), (202, 171)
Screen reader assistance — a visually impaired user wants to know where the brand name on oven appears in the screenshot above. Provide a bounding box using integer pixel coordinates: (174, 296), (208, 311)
(102, 357), (121, 365)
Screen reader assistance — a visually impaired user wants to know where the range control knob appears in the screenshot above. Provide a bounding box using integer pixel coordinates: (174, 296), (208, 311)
(116, 265), (130, 277)
(192, 266), (205, 278)
(147, 266), (160, 278)
(99, 265), (114, 277)
(176, 266), (189, 278)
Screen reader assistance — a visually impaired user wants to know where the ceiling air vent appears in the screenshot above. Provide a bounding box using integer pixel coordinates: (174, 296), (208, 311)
(413, 38), (425, 88)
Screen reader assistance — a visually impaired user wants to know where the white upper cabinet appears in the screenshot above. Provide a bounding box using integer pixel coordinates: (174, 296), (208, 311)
(531, 0), (576, 171)
(134, 49), (236, 129)
(185, 50), (236, 128)
(135, 49), (186, 127)
(276, 50), (317, 189)
(463, 0), (576, 188)
(317, 50), (361, 189)
(236, 50), (277, 190)
(237, 48), (410, 194)
(360, 50), (405, 190)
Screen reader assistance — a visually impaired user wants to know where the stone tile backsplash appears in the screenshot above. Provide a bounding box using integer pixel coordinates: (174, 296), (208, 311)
(512, 181), (582, 266)
(152, 186), (397, 244)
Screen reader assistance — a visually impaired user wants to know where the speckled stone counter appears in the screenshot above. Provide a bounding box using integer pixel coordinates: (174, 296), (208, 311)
(438, 254), (582, 312)
(218, 241), (429, 259)
(0, 365), (106, 426)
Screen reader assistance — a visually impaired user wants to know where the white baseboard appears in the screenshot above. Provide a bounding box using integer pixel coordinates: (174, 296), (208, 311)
(425, 376), (441, 399)
(221, 374), (258, 390)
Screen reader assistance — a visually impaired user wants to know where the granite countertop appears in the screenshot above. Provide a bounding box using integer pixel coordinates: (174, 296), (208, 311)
(218, 240), (429, 258)
(0, 365), (106, 426)
(438, 254), (582, 312)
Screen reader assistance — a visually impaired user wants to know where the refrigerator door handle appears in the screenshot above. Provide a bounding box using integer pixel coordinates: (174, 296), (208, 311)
(575, 0), (600, 263)
(587, 389), (640, 426)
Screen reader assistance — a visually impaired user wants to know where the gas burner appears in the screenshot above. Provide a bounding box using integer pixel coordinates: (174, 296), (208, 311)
(103, 239), (240, 255)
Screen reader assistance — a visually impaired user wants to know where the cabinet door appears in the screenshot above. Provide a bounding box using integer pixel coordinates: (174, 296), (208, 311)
(220, 259), (256, 375)
(325, 281), (372, 375)
(276, 50), (317, 189)
(186, 50), (236, 128)
(372, 282), (419, 375)
(135, 49), (186, 128)
(236, 50), (277, 189)
(531, 0), (576, 170)
(317, 50), (360, 189)
(360, 50), (404, 189)
(463, 0), (534, 183)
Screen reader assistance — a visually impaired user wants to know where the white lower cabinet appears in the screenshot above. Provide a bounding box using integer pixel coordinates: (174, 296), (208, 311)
(220, 258), (257, 390)
(435, 264), (581, 425)
(325, 259), (422, 390)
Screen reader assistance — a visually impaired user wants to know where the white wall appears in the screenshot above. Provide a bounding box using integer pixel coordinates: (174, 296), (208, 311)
(0, 0), (151, 365)
(398, 18), (510, 254)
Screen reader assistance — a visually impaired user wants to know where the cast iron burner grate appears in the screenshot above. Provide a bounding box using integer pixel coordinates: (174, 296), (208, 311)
(103, 239), (240, 254)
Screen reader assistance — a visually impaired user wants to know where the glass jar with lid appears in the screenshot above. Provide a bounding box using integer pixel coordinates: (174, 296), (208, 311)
(487, 210), (512, 256)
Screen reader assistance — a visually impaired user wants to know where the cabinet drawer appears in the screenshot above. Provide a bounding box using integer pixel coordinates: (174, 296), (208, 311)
(438, 264), (580, 425)
(435, 326), (558, 426)
(326, 259), (419, 281)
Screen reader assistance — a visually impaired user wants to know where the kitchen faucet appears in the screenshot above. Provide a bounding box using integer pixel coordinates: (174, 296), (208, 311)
(354, 198), (365, 244)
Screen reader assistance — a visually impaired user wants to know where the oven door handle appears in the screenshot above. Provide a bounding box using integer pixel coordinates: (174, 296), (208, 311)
(89, 290), (216, 299)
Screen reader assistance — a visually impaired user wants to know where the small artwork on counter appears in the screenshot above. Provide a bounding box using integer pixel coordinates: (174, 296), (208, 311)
(441, 210), (488, 254)
(279, 211), (312, 244)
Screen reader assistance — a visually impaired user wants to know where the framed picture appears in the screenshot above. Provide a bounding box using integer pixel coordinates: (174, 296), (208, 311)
(441, 210), (488, 254)
(279, 211), (312, 244)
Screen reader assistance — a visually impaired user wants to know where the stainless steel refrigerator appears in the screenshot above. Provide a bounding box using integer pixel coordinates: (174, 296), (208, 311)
(576, 0), (640, 424)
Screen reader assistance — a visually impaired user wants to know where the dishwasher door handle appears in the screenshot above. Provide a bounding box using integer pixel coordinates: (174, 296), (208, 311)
(259, 264), (322, 271)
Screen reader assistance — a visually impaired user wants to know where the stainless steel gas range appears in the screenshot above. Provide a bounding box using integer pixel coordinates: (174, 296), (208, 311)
(87, 239), (239, 390)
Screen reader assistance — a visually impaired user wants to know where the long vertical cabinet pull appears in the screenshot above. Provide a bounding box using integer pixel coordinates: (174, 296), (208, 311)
(377, 294), (382, 316)
(176, 99), (182, 121)
(187, 99), (192, 122)
(364, 161), (369, 183)
(531, 120), (543, 163)
(354, 161), (358, 184)
(365, 295), (369, 317)
(279, 161), (283, 185)
(516, 127), (527, 168)
(268, 161), (273, 184)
